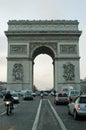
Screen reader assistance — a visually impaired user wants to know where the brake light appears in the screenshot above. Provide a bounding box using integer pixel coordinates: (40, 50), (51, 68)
(77, 105), (81, 110)
(68, 97), (72, 102)
(68, 97), (70, 101)
(56, 97), (59, 101)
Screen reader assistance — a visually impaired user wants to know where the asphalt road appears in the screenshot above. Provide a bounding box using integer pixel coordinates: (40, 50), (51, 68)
(0, 96), (86, 130)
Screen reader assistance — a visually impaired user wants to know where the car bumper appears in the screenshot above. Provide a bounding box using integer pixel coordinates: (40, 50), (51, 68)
(13, 100), (19, 103)
(77, 110), (86, 116)
(55, 101), (69, 104)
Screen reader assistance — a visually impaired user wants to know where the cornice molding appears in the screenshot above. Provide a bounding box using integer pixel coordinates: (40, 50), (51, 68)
(5, 31), (82, 37)
(8, 20), (79, 25)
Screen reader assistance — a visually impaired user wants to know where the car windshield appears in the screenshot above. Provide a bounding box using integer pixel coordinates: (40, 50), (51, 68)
(75, 91), (80, 94)
(25, 92), (31, 95)
(79, 97), (86, 103)
(71, 91), (74, 94)
(70, 91), (80, 95)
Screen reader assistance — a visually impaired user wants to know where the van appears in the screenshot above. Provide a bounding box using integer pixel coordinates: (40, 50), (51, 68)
(68, 90), (80, 101)
(61, 86), (74, 95)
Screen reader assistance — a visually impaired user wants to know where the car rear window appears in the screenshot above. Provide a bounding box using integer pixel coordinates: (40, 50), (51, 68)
(79, 97), (86, 103)
(58, 93), (68, 97)
(12, 94), (18, 97)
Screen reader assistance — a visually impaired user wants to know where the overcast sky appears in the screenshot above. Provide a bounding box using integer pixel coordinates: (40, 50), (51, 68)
(0, 0), (86, 90)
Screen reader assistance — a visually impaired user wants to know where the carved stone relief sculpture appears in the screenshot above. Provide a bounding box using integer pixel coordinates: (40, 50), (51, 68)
(63, 63), (75, 81)
(12, 64), (24, 80)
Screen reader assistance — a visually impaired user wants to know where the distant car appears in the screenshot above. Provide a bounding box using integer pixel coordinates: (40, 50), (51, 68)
(51, 91), (55, 96)
(12, 93), (19, 103)
(23, 92), (33, 100)
(68, 90), (80, 101)
(43, 92), (48, 96)
(35, 90), (41, 96)
(20, 89), (33, 96)
(32, 92), (36, 97)
(54, 92), (69, 105)
(68, 95), (86, 120)
(0, 91), (3, 98)
(1, 90), (7, 96)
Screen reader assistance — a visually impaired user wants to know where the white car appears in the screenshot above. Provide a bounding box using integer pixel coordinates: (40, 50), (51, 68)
(68, 90), (80, 101)
(12, 93), (19, 103)
(68, 95), (86, 120)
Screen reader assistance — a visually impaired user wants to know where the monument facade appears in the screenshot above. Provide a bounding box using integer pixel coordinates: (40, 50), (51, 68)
(5, 20), (82, 91)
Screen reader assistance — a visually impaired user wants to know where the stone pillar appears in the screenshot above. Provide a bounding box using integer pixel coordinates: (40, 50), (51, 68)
(28, 58), (33, 90)
(54, 58), (58, 91)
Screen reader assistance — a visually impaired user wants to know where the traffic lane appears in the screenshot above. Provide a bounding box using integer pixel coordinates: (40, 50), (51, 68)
(50, 97), (86, 130)
(0, 97), (40, 130)
(37, 99), (62, 130)
(0, 99), (6, 114)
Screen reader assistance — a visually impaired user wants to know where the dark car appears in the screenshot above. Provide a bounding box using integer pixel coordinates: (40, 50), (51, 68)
(68, 95), (86, 120)
(54, 92), (69, 105)
(23, 92), (33, 100)
(0, 91), (3, 98)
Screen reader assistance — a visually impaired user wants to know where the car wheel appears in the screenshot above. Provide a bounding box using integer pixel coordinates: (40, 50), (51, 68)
(74, 110), (78, 120)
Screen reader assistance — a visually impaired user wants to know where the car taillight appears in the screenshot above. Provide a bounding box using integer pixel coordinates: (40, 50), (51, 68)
(77, 105), (81, 110)
(68, 98), (70, 101)
(68, 97), (72, 102)
(56, 97), (59, 101)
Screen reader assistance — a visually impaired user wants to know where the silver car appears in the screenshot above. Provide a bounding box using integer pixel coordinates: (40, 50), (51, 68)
(54, 92), (69, 105)
(68, 95), (86, 120)
(68, 90), (80, 101)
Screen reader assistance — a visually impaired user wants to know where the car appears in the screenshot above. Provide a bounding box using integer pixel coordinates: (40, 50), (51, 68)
(51, 91), (56, 96)
(68, 90), (80, 101)
(0, 91), (3, 98)
(32, 92), (36, 97)
(54, 92), (69, 105)
(12, 93), (19, 103)
(61, 86), (74, 95)
(1, 90), (7, 96)
(68, 95), (86, 120)
(35, 90), (41, 96)
(23, 92), (33, 100)
(43, 91), (48, 96)
(20, 89), (33, 96)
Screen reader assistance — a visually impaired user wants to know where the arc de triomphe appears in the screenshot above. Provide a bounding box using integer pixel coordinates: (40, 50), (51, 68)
(5, 20), (82, 91)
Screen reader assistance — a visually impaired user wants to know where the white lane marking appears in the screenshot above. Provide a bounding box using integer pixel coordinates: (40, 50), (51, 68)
(0, 111), (6, 116)
(0, 103), (18, 116)
(48, 100), (67, 130)
(32, 99), (42, 130)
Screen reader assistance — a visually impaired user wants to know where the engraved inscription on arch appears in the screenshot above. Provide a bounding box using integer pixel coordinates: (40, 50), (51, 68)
(10, 45), (27, 54)
(60, 45), (77, 54)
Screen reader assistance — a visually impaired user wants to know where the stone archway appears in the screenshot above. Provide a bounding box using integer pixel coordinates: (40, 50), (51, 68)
(5, 20), (82, 91)
(32, 45), (55, 91)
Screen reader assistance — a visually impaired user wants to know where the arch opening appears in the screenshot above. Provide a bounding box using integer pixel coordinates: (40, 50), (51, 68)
(32, 46), (55, 91)
(34, 54), (53, 91)
(32, 46), (55, 60)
